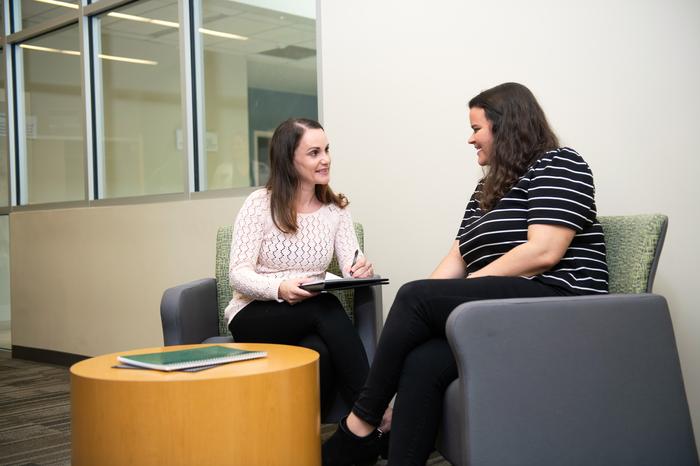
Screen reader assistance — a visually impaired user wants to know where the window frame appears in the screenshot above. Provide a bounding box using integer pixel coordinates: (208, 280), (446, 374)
(0, 0), (320, 211)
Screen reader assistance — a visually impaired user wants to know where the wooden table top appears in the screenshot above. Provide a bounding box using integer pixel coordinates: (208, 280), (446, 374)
(70, 342), (319, 382)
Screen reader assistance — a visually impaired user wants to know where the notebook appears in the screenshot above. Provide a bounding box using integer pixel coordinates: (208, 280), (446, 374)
(117, 345), (267, 372)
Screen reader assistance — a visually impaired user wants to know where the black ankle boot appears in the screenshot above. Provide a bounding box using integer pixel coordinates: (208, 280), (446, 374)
(378, 430), (390, 460)
(322, 416), (381, 466)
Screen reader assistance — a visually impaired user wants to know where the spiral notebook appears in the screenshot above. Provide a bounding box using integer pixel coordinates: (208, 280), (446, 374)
(117, 345), (267, 372)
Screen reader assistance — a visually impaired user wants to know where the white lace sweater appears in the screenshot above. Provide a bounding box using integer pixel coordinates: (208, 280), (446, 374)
(225, 188), (361, 324)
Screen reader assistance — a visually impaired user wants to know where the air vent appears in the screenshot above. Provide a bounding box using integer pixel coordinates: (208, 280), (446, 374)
(258, 45), (316, 60)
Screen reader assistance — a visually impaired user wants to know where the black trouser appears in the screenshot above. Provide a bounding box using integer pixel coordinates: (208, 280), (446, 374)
(351, 277), (572, 465)
(229, 293), (369, 417)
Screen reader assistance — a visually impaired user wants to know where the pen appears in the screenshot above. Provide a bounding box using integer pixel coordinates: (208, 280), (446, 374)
(350, 249), (359, 276)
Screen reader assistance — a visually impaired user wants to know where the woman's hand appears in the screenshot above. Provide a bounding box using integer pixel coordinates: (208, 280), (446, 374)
(379, 406), (393, 433)
(349, 255), (374, 278)
(278, 278), (318, 305)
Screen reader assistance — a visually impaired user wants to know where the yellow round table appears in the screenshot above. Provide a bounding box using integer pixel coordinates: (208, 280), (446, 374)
(70, 343), (320, 466)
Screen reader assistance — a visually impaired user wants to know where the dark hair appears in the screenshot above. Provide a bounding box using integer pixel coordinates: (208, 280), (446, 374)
(265, 118), (348, 233)
(469, 82), (559, 211)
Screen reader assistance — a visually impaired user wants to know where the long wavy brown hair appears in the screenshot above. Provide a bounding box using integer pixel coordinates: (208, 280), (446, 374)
(265, 118), (348, 233)
(469, 83), (559, 211)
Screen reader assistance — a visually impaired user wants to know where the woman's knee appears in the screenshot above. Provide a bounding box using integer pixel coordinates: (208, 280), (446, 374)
(386, 280), (435, 321)
(394, 280), (438, 306)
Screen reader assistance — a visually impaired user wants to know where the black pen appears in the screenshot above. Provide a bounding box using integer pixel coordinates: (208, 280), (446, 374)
(350, 249), (359, 276)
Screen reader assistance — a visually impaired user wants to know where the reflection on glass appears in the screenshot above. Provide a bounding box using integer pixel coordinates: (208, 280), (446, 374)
(22, 26), (86, 204)
(199, 0), (317, 189)
(20, 0), (80, 31)
(0, 50), (8, 207)
(98, 0), (184, 198)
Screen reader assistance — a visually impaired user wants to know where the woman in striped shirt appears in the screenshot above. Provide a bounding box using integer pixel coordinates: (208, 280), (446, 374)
(323, 82), (608, 466)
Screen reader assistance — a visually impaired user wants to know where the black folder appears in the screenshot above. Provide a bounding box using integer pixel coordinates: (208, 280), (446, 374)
(300, 276), (389, 292)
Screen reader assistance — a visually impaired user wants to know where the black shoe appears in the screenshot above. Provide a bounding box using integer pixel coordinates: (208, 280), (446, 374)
(322, 416), (381, 466)
(378, 430), (390, 460)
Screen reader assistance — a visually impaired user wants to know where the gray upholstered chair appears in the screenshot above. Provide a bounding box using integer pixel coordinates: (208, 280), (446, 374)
(160, 222), (383, 422)
(437, 214), (699, 465)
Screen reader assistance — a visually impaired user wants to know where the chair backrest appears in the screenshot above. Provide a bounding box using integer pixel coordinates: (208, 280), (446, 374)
(215, 223), (365, 337)
(599, 214), (668, 294)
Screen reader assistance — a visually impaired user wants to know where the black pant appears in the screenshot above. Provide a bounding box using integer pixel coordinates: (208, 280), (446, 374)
(351, 277), (571, 465)
(229, 293), (369, 417)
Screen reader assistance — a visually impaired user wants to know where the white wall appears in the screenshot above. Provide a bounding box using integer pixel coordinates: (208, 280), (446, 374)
(320, 0), (700, 443)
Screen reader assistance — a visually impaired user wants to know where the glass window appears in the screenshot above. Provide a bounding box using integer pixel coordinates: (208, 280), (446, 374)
(20, 0), (80, 31)
(199, 0), (317, 189)
(0, 48), (8, 207)
(97, 0), (185, 198)
(21, 25), (86, 204)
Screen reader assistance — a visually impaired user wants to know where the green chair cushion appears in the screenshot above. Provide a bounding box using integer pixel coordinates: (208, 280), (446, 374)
(599, 214), (667, 294)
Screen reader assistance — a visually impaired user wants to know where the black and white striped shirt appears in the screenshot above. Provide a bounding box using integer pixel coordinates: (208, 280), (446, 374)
(457, 147), (608, 295)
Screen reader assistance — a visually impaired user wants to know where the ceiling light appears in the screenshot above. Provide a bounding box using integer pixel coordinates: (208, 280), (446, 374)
(33, 0), (78, 9)
(150, 19), (180, 28)
(29, 4), (249, 42)
(99, 54), (158, 65)
(20, 43), (157, 65)
(20, 44), (79, 56)
(107, 11), (247, 40)
(199, 28), (247, 40)
(106, 12), (152, 23)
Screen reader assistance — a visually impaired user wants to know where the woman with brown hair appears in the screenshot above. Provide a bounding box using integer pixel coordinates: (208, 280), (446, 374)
(226, 118), (373, 418)
(323, 83), (609, 465)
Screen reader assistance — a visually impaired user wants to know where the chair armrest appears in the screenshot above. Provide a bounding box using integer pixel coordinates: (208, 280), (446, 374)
(160, 278), (219, 346)
(444, 293), (697, 466)
(353, 283), (384, 364)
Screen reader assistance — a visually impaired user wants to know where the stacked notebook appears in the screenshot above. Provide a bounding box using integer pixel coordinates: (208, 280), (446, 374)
(117, 345), (267, 372)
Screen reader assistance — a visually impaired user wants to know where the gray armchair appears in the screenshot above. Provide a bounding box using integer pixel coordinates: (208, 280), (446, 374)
(160, 223), (383, 423)
(437, 214), (699, 465)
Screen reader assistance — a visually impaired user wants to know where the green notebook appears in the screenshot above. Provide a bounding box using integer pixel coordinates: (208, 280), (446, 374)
(117, 345), (267, 372)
